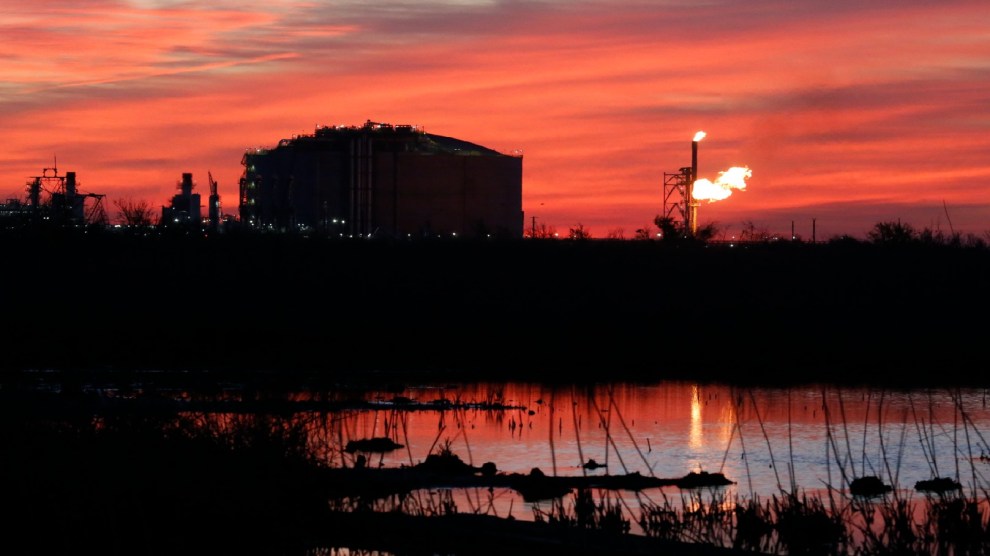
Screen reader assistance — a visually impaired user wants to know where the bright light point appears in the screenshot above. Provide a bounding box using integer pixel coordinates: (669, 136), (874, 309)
(693, 131), (706, 142)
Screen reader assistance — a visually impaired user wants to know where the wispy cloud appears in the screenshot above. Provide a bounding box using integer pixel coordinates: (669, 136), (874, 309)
(2, 0), (989, 237)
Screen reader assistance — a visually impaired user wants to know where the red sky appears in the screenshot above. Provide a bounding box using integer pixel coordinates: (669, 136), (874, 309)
(3, 0), (989, 240)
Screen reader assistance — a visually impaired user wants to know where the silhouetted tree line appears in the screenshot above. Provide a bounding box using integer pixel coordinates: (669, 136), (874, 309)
(1, 220), (988, 387)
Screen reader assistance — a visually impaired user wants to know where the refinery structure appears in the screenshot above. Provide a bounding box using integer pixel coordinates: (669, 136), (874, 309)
(239, 121), (524, 239)
(0, 162), (107, 228)
(0, 127), (751, 243)
(662, 131), (751, 237)
(0, 121), (523, 238)
(0, 163), (228, 233)
(160, 171), (224, 232)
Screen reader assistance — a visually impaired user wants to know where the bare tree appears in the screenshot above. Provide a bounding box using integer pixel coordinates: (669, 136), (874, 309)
(113, 197), (157, 227)
(739, 220), (772, 242)
(634, 224), (653, 240)
(568, 222), (592, 240)
(695, 221), (720, 242)
(605, 227), (625, 240)
(653, 216), (682, 241)
(867, 220), (915, 245)
(528, 222), (558, 239)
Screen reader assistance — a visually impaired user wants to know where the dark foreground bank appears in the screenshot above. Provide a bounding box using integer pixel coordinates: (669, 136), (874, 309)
(2, 231), (988, 387)
(0, 403), (748, 556)
(5, 375), (988, 556)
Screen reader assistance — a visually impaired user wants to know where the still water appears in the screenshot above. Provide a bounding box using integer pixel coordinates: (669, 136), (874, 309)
(286, 380), (990, 513)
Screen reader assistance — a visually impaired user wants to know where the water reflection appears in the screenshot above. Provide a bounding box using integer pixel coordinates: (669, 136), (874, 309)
(201, 380), (990, 505)
(689, 384), (703, 449)
(15, 374), (989, 553)
(160, 378), (990, 536)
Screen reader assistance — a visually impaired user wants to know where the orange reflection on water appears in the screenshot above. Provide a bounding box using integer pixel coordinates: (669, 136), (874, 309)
(690, 384), (703, 449)
(175, 380), (990, 505)
(162, 378), (990, 543)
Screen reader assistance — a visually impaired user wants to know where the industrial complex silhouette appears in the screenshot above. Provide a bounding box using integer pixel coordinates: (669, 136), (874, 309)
(1, 120), (524, 240)
(240, 121), (523, 239)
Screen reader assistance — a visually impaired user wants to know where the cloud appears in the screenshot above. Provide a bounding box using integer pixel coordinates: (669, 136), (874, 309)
(1, 0), (988, 234)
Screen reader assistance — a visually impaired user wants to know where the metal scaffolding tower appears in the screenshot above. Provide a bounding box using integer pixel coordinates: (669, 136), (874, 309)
(662, 166), (692, 232)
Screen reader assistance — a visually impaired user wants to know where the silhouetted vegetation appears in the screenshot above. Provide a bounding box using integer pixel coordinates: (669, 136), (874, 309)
(5, 376), (989, 555)
(865, 219), (990, 249)
(3, 214), (989, 554)
(112, 197), (159, 227)
(0, 223), (988, 387)
(568, 222), (592, 240)
(1, 395), (330, 554)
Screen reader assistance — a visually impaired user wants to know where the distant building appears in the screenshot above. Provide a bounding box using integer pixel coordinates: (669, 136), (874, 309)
(0, 165), (106, 228)
(239, 121), (523, 239)
(162, 172), (202, 227)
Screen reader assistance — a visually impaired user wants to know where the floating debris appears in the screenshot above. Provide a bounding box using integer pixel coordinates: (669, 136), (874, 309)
(513, 467), (573, 502)
(672, 471), (734, 489)
(366, 397), (525, 412)
(415, 451), (477, 475)
(915, 477), (962, 494)
(345, 437), (404, 454)
(850, 476), (892, 497)
(582, 458), (606, 470)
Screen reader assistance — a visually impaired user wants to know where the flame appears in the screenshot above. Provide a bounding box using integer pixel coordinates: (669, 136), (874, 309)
(692, 166), (751, 202)
(693, 131), (706, 142)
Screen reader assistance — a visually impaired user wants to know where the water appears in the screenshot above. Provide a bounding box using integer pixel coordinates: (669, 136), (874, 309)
(19, 373), (990, 552)
(268, 380), (990, 521)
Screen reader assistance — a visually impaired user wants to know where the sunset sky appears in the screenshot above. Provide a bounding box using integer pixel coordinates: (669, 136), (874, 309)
(3, 0), (988, 239)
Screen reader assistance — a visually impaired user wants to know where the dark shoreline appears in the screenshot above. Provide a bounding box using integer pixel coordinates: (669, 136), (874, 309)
(2, 232), (988, 388)
(4, 234), (989, 556)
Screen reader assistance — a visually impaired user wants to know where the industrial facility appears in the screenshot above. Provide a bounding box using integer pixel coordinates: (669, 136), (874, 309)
(161, 172), (201, 227)
(662, 131), (750, 238)
(239, 120), (523, 239)
(662, 132), (703, 236)
(0, 162), (106, 228)
(160, 171), (226, 232)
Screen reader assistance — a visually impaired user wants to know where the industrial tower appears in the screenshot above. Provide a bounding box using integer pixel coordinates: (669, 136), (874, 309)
(662, 132), (703, 236)
(23, 161), (107, 227)
(208, 171), (221, 232)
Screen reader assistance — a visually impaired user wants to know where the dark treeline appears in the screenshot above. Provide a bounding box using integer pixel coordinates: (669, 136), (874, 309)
(2, 229), (988, 388)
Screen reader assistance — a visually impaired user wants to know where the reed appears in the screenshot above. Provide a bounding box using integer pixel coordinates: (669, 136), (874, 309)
(6, 377), (990, 555)
(532, 487), (631, 535)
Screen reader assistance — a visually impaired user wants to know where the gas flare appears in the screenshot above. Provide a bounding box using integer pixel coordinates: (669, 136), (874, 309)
(693, 131), (706, 142)
(692, 166), (751, 202)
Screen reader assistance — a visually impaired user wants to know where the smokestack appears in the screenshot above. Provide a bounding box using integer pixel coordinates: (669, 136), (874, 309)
(181, 172), (193, 196)
(691, 140), (698, 185)
(28, 178), (41, 208)
(208, 172), (220, 232)
(689, 137), (700, 235)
